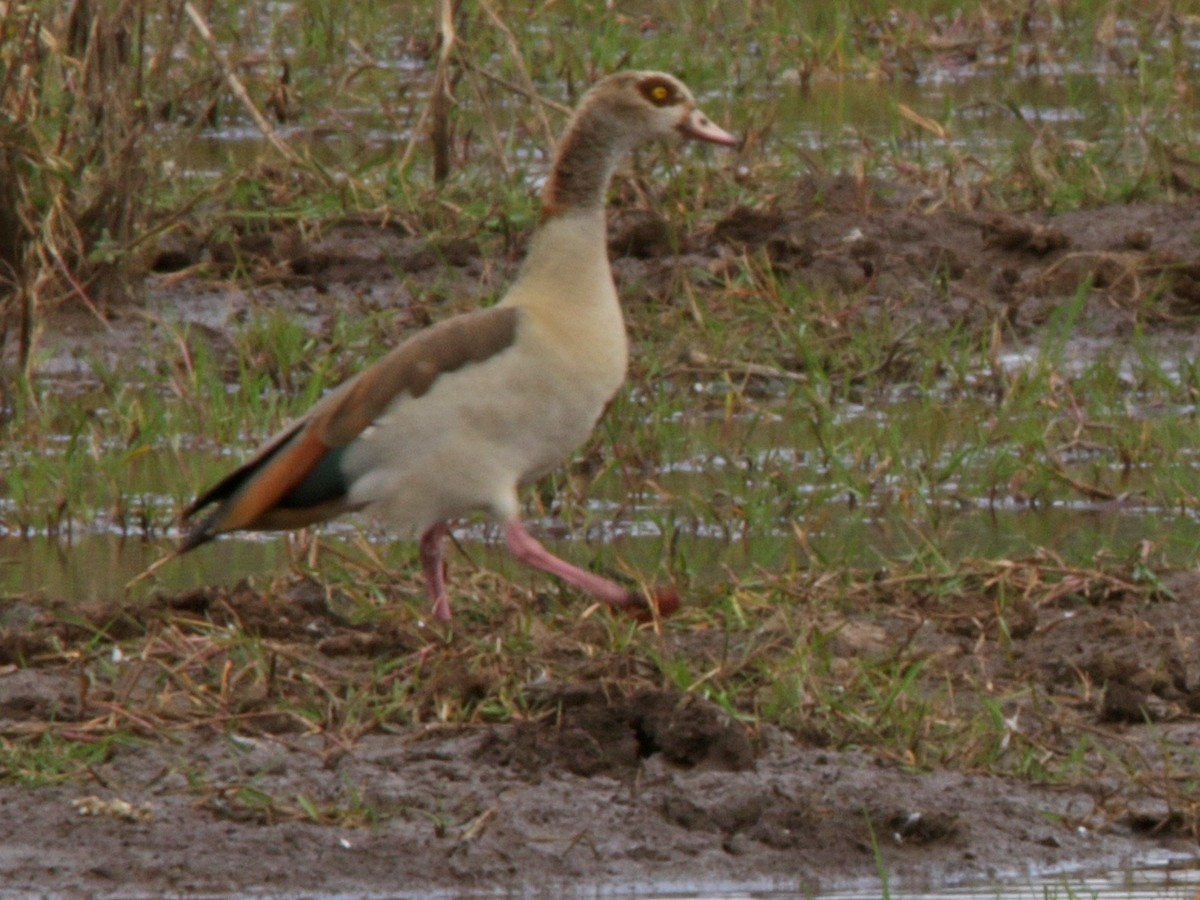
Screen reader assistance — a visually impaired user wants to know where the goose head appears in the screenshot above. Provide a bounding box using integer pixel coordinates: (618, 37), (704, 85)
(542, 71), (735, 217)
(577, 70), (737, 151)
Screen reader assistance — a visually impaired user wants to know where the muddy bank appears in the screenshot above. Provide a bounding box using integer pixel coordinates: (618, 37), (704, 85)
(4, 562), (1200, 896)
(24, 175), (1200, 381)
(0, 718), (1184, 897)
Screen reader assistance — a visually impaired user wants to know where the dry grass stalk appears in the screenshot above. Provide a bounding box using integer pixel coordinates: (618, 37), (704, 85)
(182, 1), (306, 171)
(0, 0), (153, 367)
(430, 0), (458, 183)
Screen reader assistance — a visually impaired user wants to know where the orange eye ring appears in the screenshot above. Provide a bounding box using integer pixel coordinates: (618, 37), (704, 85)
(651, 85), (669, 102)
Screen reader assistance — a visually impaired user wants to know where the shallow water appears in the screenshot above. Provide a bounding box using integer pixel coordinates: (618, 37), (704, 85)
(4, 319), (1200, 597)
(178, 14), (1195, 195)
(588, 851), (1200, 898)
(816, 854), (1200, 899)
(3, 360), (1199, 601)
(310, 852), (1200, 898)
(193, 65), (1151, 183)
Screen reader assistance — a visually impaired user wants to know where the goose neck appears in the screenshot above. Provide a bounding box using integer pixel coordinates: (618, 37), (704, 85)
(540, 110), (632, 220)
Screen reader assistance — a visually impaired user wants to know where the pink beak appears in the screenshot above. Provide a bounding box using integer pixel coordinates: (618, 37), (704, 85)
(677, 108), (738, 147)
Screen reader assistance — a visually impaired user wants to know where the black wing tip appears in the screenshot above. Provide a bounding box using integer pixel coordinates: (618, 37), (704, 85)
(178, 528), (211, 555)
(181, 485), (222, 522)
(178, 505), (218, 555)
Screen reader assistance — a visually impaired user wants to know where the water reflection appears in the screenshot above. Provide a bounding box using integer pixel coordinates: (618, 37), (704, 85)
(540, 853), (1200, 897)
(803, 853), (1200, 899)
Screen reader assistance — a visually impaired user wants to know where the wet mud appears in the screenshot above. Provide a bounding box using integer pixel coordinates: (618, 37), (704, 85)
(5, 571), (1200, 896)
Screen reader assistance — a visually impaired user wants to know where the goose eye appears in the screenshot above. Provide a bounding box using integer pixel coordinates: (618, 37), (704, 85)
(640, 79), (677, 106)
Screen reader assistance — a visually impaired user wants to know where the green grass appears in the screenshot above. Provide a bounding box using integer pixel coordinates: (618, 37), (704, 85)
(6, 267), (1200, 571)
(0, 732), (137, 787)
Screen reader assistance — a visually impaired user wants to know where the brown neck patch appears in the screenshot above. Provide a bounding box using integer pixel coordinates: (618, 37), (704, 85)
(540, 95), (626, 217)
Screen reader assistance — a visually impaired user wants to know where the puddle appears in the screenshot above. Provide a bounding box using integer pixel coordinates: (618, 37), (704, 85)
(547, 852), (1200, 898)
(823, 856), (1200, 899)
(301, 853), (1200, 898)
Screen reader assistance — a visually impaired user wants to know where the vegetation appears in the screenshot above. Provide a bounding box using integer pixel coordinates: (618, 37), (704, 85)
(3, 0), (1200, 854)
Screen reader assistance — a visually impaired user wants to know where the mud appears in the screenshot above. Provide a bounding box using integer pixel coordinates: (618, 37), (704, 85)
(5, 576), (1200, 898)
(4, 176), (1200, 896)
(0, 720), (1172, 898)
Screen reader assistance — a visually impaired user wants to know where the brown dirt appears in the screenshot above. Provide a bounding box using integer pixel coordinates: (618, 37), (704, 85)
(5, 177), (1200, 896)
(5, 577), (1200, 897)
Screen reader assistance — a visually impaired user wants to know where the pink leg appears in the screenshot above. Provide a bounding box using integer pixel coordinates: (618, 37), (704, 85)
(503, 518), (637, 609)
(419, 522), (452, 621)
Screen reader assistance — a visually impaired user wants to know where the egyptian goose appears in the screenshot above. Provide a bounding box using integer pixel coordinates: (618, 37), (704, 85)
(180, 71), (735, 621)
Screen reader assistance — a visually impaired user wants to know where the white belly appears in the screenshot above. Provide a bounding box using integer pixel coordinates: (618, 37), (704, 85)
(342, 322), (625, 535)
